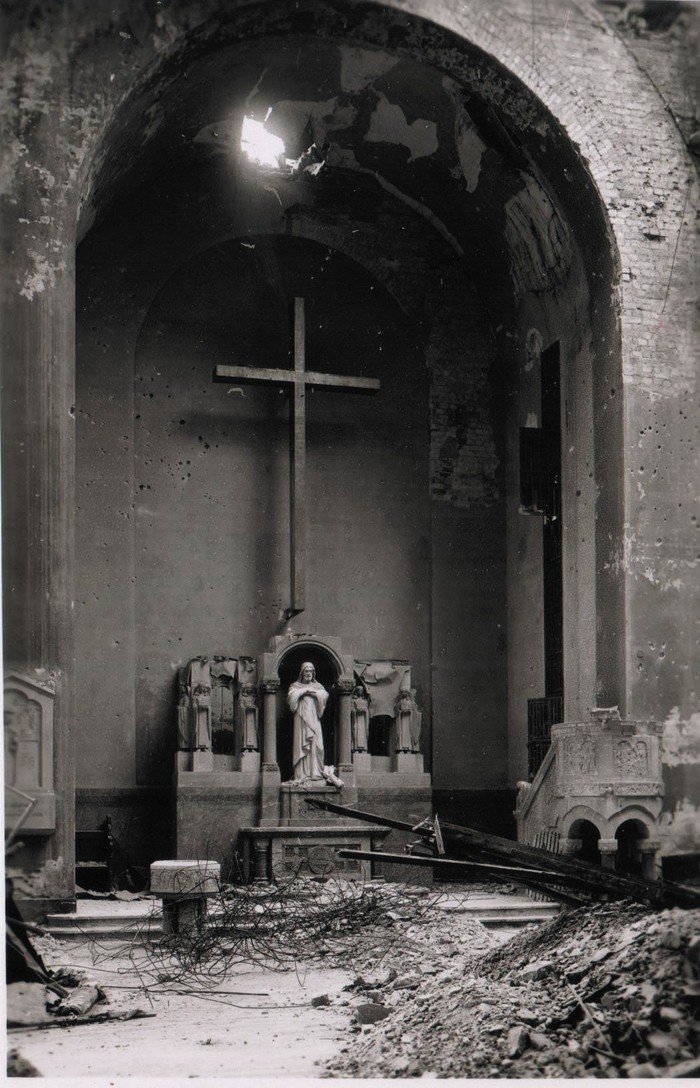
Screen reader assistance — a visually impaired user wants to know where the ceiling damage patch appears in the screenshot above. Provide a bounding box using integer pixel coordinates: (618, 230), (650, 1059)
(364, 93), (438, 162)
(504, 174), (573, 297)
(339, 46), (398, 94)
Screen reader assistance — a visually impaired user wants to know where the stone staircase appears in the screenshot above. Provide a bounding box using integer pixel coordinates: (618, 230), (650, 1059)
(44, 891), (557, 941)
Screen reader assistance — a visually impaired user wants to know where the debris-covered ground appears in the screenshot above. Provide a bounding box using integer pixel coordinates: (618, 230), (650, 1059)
(327, 898), (700, 1079)
(8, 877), (699, 1079)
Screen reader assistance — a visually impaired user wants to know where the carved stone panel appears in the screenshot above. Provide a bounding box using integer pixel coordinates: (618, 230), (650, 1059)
(4, 672), (56, 834)
(615, 738), (648, 778)
(564, 735), (597, 776)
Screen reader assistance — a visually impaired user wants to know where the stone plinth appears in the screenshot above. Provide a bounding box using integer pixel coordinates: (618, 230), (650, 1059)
(279, 781), (346, 826)
(150, 859), (220, 936)
(238, 826), (390, 883)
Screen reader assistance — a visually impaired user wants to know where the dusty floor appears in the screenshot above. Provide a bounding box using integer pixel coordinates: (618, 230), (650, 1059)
(8, 881), (518, 1078)
(10, 946), (356, 1078)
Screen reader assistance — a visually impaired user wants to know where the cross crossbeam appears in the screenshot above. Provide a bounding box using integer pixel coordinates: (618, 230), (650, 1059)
(213, 297), (380, 619)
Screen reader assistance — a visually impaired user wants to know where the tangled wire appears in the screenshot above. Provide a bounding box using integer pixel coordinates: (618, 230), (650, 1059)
(57, 870), (457, 1007)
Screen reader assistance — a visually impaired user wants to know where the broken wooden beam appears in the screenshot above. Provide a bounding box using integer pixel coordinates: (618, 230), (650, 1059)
(304, 797), (700, 909)
(337, 849), (595, 888)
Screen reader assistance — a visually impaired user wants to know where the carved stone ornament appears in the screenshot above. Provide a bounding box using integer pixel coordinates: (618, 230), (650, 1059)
(565, 735), (597, 775)
(4, 672), (56, 834)
(615, 738), (648, 778)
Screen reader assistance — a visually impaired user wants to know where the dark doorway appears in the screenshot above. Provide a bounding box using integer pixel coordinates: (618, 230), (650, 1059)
(570, 819), (601, 866)
(277, 646), (339, 781)
(616, 819), (647, 877)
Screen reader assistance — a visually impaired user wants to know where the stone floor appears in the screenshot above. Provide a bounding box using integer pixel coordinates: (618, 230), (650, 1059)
(10, 944), (357, 1078)
(11, 887), (557, 1078)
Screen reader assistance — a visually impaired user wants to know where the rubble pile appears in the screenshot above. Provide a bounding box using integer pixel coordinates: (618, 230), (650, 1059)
(315, 880), (499, 975)
(327, 900), (700, 1079)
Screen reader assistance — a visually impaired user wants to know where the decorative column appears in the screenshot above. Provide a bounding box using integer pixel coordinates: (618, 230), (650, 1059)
(598, 838), (618, 870)
(261, 679), (280, 768)
(259, 679), (281, 827)
(640, 839), (661, 881)
(253, 837), (270, 882)
(336, 679), (354, 769)
(2, 162), (77, 911)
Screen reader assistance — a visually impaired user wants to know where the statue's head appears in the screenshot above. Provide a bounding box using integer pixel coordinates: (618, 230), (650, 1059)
(299, 662), (315, 683)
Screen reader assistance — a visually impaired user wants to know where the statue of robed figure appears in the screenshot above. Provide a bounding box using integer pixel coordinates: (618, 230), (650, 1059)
(287, 662), (328, 781)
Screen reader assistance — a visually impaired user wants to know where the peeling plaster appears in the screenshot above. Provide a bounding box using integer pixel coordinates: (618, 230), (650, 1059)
(662, 707), (700, 766)
(365, 93), (438, 162)
(659, 798), (700, 854)
(339, 46), (397, 94)
(19, 250), (66, 301)
(327, 146), (464, 257)
(504, 173), (573, 298)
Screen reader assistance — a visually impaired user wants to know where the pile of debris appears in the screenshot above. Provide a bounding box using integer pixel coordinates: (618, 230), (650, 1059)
(316, 880), (499, 975)
(327, 900), (700, 1079)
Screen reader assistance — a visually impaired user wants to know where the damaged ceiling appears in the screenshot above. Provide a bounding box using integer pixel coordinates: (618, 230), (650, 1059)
(77, 30), (594, 324)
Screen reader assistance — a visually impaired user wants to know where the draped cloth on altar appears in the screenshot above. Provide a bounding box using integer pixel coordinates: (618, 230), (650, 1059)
(354, 662), (411, 718)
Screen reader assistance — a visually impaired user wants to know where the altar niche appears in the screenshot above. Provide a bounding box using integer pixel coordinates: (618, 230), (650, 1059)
(277, 645), (338, 783)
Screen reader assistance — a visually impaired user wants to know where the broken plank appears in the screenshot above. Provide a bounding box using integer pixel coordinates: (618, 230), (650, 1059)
(305, 796), (700, 909)
(338, 849), (594, 889)
(8, 1008), (156, 1032)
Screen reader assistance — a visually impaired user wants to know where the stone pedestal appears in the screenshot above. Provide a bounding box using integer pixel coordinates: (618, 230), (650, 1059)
(150, 859), (220, 936)
(392, 752), (424, 774)
(238, 826), (390, 882)
(238, 750), (261, 773)
(190, 749), (214, 772)
(352, 751), (372, 773)
(279, 781), (342, 826)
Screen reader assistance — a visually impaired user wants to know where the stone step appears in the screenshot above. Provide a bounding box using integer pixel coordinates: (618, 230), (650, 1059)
(44, 895), (557, 939)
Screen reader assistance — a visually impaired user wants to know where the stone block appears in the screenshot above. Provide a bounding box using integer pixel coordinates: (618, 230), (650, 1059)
(150, 859), (220, 897)
(190, 749), (214, 772)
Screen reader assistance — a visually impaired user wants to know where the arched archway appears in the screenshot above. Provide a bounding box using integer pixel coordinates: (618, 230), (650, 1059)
(615, 818), (649, 878)
(569, 818), (602, 866)
(3, 0), (697, 915)
(71, 0), (632, 851)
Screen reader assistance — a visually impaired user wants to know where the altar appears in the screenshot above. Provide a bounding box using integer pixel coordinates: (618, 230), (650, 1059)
(174, 632), (431, 881)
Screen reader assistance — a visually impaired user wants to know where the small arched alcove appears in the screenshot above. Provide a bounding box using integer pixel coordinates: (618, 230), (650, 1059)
(569, 818), (602, 866)
(277, 644), (340, 781)
(615, 818), (649, 877)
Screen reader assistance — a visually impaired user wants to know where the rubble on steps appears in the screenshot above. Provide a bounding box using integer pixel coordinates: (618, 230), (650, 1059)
(326, 900), (700, 1079)
(313, 879), (499, 975)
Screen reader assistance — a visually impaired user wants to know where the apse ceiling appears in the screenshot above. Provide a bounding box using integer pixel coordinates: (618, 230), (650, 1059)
(79, 32), (593, 311)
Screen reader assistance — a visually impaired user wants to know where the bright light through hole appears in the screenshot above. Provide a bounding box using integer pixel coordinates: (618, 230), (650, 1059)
(240, 111), (286, 168)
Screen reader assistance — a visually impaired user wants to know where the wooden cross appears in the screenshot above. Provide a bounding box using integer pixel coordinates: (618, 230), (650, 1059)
(213, 297), (380, 619)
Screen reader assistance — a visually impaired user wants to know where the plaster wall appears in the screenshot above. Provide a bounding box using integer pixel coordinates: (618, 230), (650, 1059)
(77, 234), (432, 787)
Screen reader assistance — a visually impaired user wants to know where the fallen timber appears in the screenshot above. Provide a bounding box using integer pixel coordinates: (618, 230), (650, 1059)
(337, 849), (599, 889)
(303, 797), (700, 909)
